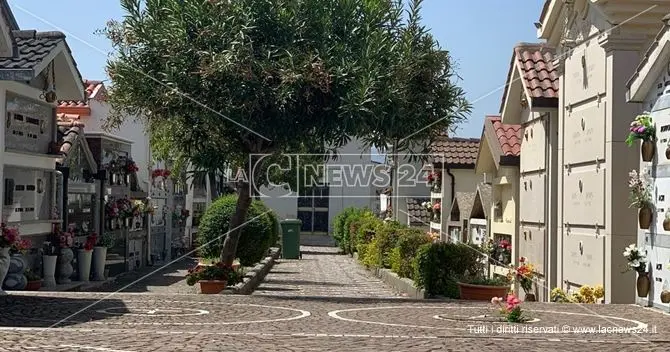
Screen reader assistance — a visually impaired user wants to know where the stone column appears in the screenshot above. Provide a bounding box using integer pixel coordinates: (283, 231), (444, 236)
(600, 33), (647, 303)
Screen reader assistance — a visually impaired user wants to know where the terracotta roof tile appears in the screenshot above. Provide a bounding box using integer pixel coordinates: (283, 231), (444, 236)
(57, 124), (82, 158)
(430, 137), (480, 166)
(489, 116), (521, 156)
(514, 43), (558, 99)
(57, 79), (106, 108)
(406, 198), (431, 225)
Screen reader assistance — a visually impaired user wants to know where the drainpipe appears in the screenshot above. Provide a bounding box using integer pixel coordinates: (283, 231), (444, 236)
(446, 168), (455, 203)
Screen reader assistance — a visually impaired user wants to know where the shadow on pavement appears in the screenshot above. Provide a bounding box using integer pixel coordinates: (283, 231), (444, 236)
(93, 257), (197, 293)
(262, 279), (352, 287)
(0, 294), (128, 328)
(259, 294), (467, 305)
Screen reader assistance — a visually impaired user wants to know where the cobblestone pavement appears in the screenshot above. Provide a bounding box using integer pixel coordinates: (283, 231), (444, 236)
(1, 246), (670, 351)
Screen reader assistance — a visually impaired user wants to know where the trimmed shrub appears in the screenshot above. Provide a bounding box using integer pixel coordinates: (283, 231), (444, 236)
(333, 207), (360, 252)
(266, 210), (281, 248)
(197, 195), (274, 266)
(413, 242), (486, 298)
(348, 210), (378, 254)
(362, 220), (403, 268)
(389, 228), (433, 279)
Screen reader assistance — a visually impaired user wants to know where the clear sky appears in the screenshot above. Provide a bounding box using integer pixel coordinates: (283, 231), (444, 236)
(8, 0), (545, 138)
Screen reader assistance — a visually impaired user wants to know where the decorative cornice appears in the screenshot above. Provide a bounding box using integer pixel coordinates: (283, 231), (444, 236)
(598, 32), (649, 53)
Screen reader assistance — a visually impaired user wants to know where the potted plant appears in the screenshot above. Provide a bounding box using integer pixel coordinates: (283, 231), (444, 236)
(457, 274), (512, 301)
(626, 113), (656, 161)
(41, 240), (58, 288)
(629, 170), (653, 229)
(77, 233), (97, 282)
(432, 201), (441, 221)
(513, 257), (537, 301)
(0, 223), (21, 294)
(186, 262), (244, 294)
(623, 243), (649, 297)
(93, 233), (114, 281)
(24, 268), (41, 291)
(491, 294), (529, 323)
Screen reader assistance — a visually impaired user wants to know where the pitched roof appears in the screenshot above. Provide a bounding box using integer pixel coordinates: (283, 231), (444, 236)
(406, 197), (431, 225)
(0, 0), (18, 30)
(58, 79), (106, 111)
(470, 183), (492, 220)
(450, 192), (475, 222)
(430, 137), (480, 167)
(0, 30), (60, 71)
(490, 117), (522, 157)
(500, 43), (558, 113)
(627, 15), (670, 102)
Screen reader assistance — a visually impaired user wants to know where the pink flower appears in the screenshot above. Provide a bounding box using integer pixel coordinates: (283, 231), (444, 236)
(638, 126), (646, 133)
(491, 297), (503, 304)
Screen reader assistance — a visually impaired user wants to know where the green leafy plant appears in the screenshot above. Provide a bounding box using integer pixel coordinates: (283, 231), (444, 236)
(461, 275), (511, 287)
(389, 228), (432, 279)
(197, 195), (273, 266)
(361, 221), (403, 269)
(186, 262), (244, 286)
(24, 268), (40, 282)
(413, 242), (486, 298)
(98, 233), (115, 248)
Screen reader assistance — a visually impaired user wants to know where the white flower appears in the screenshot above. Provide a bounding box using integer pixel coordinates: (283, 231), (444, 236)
(623, 250), (631, 257)
(629, 260), (640, 268)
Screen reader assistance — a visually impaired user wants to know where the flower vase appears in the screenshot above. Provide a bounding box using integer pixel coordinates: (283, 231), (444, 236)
(639, 206), (653, 229)
(111, 173), (118, 185)
(92, 247), (107, 281)
(3, 253), (27, 290)
(77, 249), (93, 282)
(57, 248), (74, 284)
(124, 218), (131, 228)
(125, 174), (131, 185)
(637, 272), (651, 297)
(664, 218), (670, 231)
(641, 140), (655, 162)
(0, 247), (10, 294)
(636, 272), (651, 297)
(42, 255), (57, 287)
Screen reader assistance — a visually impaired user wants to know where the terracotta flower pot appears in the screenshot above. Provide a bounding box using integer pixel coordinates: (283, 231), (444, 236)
(637, 273), (650, 298)
(641, 140), (655, 162)
(639, 206), (653, 230)
(199, 280), (227, 294)
(661, 290), (670, 303)
(25, 280), (41, 291)
(664, 219), (670, 231)
(457, 282), (510, 301)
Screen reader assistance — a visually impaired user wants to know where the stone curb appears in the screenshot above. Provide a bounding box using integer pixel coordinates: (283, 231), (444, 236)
(221, 247), (280, 295)
(353, 252), (426, 299)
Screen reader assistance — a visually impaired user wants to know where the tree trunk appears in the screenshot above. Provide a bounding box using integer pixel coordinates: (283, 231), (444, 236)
(219, 181), (252, 265)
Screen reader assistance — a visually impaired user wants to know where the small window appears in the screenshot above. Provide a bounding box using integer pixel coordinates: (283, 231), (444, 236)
(26, 185), (36, 191)
(26, 117), (39, 125)
(15, 185), (24, 191)
(13, 114), (23, 121)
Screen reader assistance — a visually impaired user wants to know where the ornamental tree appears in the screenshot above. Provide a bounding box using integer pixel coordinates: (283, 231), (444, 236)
(103, 0), (469, 265)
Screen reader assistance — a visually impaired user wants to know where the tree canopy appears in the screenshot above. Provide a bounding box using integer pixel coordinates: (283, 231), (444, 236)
(103, 0), (470, 263)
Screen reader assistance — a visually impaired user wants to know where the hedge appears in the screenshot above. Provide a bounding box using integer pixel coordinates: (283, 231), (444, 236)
(333, 207), (487, 299)
(197, 194), (274, 266)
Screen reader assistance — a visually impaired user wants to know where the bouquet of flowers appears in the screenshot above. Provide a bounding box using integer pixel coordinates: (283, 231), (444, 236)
(0, 223), (21, 248)
(491, 294), (528, 323)
(151, 169), (171, 180)
(625, 113), (656, 146)
(512, 257), (536, 294)
(12, 238), (31, 253)
(623, 243), (647, 273)
(628, 170), (652, 209)
(116, 198), (134, 219)
(105, 200), (120, 219)
(59, 230), (74, 249)
(421, 201), (433, 214)
(82, 233), (97, 251)
(125, 159), (139, 173)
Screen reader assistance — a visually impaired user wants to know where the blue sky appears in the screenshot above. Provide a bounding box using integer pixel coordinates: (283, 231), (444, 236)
(8, 0), (544, 138)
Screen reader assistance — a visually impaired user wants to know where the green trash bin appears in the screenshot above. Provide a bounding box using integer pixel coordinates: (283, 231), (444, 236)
(280, 219), (302, 259)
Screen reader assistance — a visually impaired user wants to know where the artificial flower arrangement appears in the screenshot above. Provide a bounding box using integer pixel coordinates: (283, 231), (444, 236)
(79, 233), (98, 251)
(116, 198), (134, 219)
(623, 243), (648, 274)
(491, 294), (528, 323)
(421, 201), (433, 214)
(625, 113), (656, 146)
(11, 238), (32, 254)
(58, 229), (74, 249)
(628, 170), (653, 210)
(151, 168), (171, 180)
(426, 171), (441, 192)
(511, 257), (536, 296)
(489, 238), (512, 265)
(125, 158), (139, 174)
(0, 223), (21, 248)
(105, 199), (120, 219)
(550, 285), (605, 303)
(432, 201), (441, 221)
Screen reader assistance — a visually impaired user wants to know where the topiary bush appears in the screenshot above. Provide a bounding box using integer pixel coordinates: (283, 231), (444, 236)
(197, 194), (274, 266)
(412, 242), (485, 298)
(333, 207), (361, 253)
(348, 210), (378, 254)
(389, 228), (433, 279)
